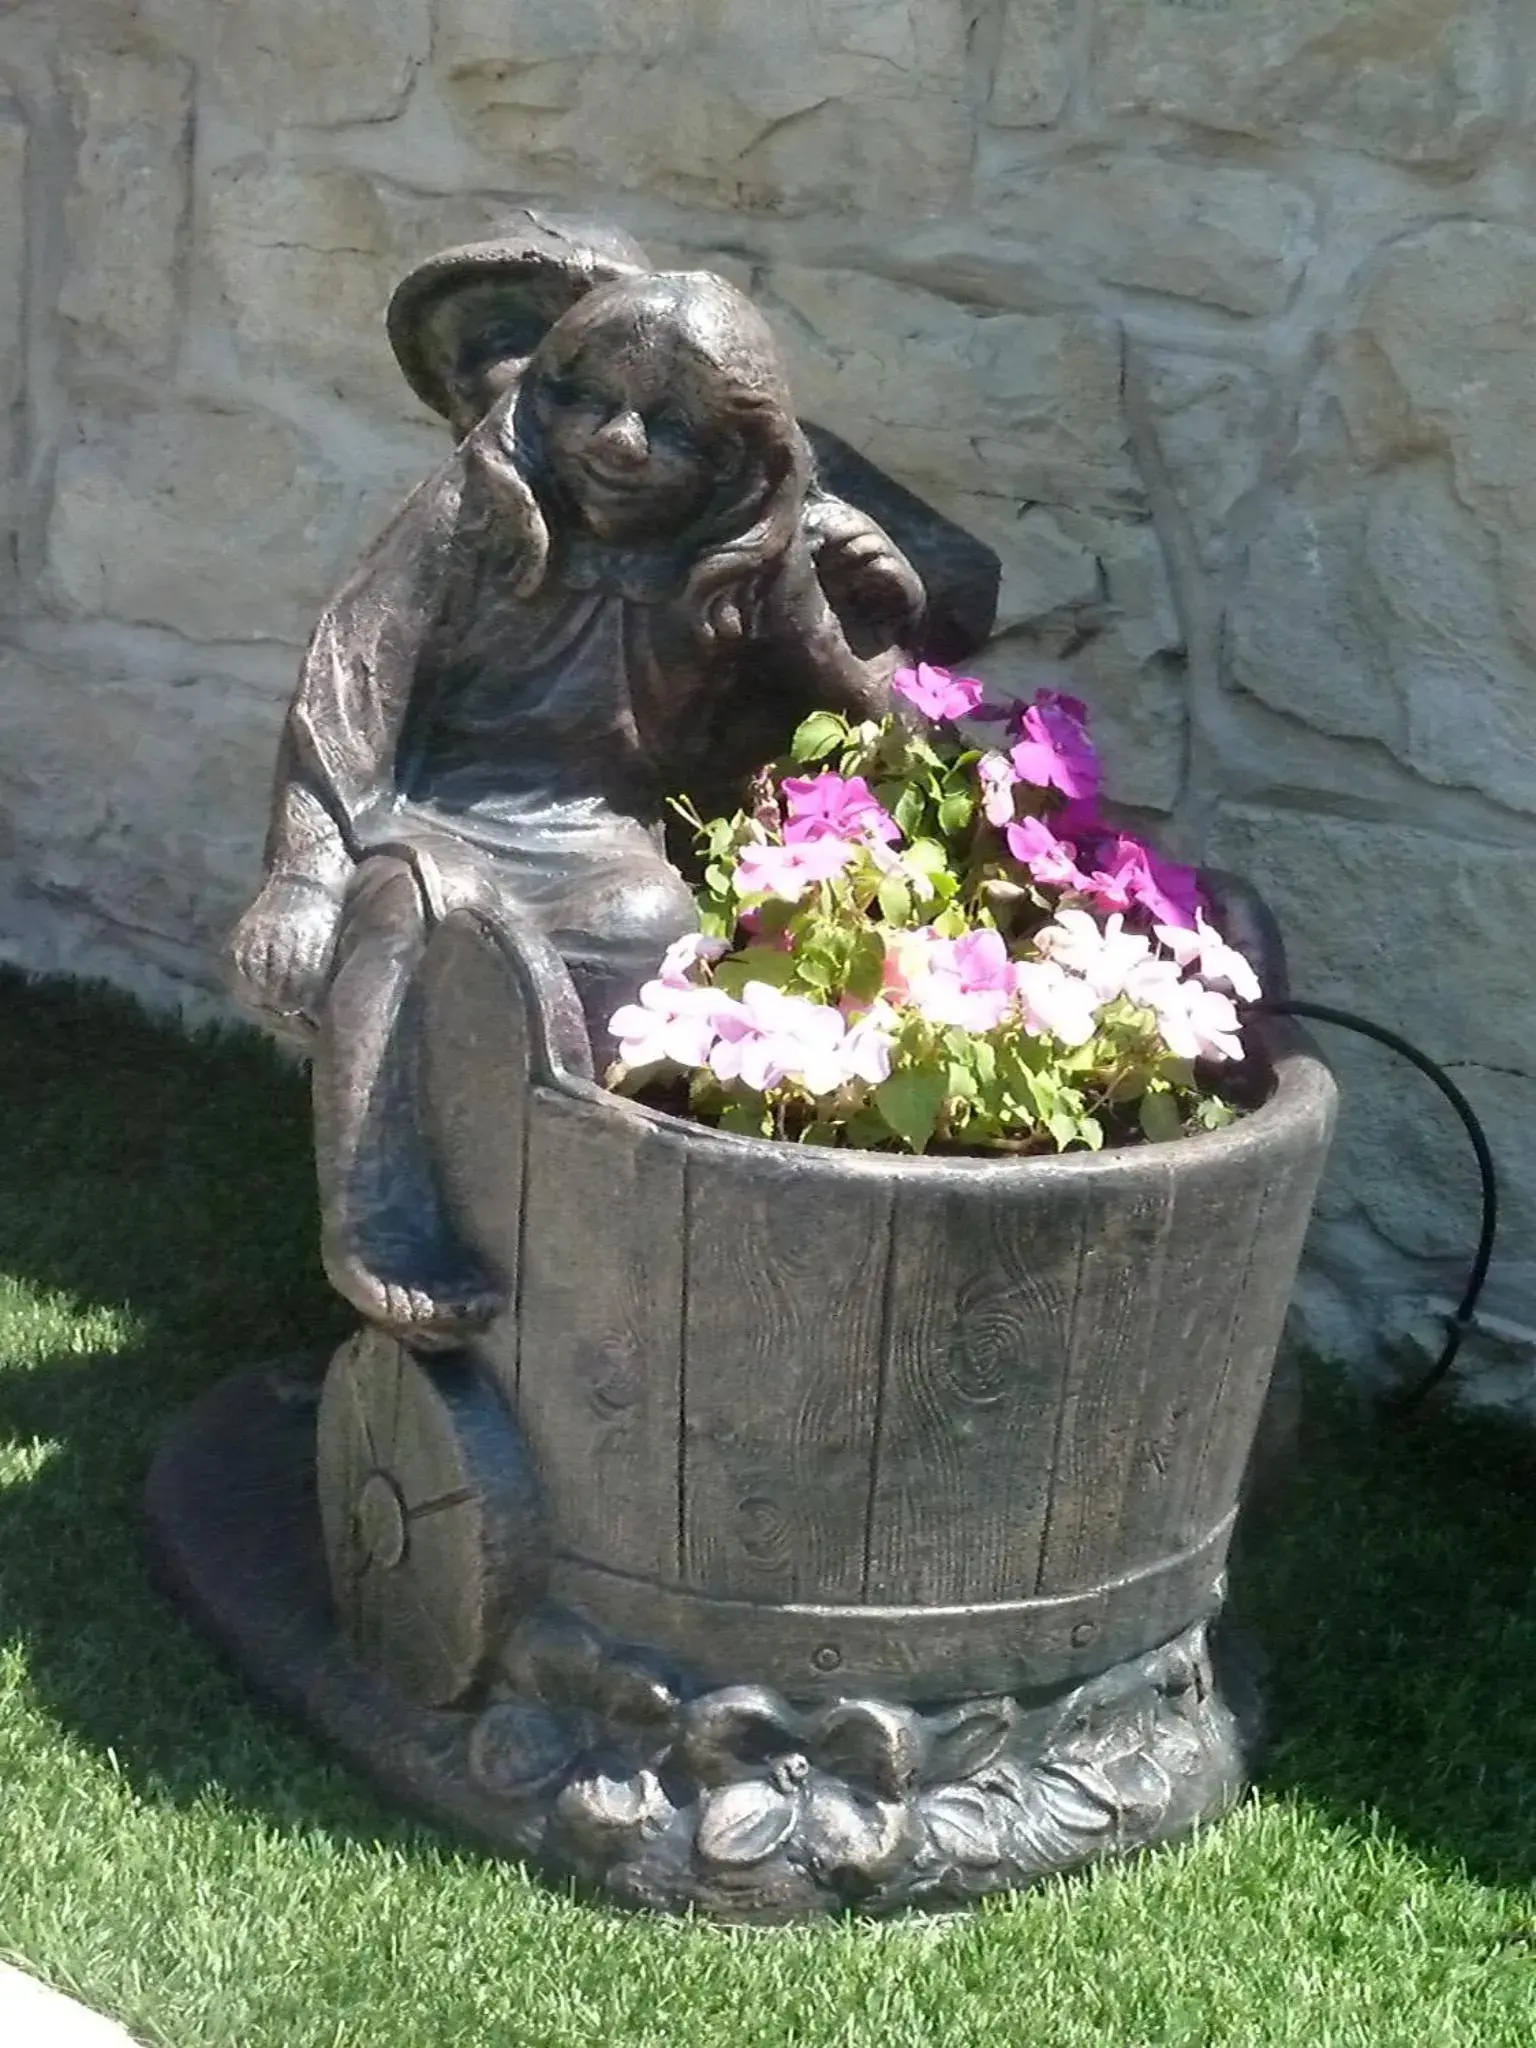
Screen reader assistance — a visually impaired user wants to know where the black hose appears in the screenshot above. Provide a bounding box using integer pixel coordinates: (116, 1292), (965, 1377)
(1254, 999), (1499, 1416)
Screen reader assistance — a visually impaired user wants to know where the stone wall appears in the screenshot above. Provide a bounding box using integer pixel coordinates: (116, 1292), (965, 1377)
(2, 0), (1534, 1389)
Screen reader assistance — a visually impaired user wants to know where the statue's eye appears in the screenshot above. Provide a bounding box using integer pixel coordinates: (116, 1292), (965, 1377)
(645, 403), (698, 450)
(545, 375), (605, 412)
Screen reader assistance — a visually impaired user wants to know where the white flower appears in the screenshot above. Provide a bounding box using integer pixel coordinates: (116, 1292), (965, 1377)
(1149, 980), (1246, 1064)
(1012, 959), (1101, 1047)
(1035, 909), (1151, 1002)
(1153, 913), (1262, 1005)
(658, 931), (730, 986)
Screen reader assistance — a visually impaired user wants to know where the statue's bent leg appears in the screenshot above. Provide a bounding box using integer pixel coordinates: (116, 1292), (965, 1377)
(314, 854), (505, 1344)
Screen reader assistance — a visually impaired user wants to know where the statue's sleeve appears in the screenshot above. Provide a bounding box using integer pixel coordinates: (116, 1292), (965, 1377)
(261, 460), (465, 895)
(754, 541), (893, 726)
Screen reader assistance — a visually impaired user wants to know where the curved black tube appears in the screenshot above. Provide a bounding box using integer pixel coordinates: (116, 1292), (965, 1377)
(1254, 998), (1499, 1416)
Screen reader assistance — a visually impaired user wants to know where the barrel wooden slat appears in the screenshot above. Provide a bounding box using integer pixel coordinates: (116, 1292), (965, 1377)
(680, 1152), (892, 1602)
(515, 1091), (687, 1584)
(420, 917), (533, 1398)
(1033, 1159), (1177, 1597)
(1106, 1143), (1267, 1566)
(1185, 1117), (1329, 1534)
(864, 1177), (1092, 1606)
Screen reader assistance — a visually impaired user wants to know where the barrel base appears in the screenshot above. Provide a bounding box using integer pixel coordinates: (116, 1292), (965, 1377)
(146, 1357), (1261, 1923)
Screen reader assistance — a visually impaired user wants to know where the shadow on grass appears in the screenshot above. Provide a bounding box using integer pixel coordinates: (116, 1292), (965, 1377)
(0, 966), (1532, 1887)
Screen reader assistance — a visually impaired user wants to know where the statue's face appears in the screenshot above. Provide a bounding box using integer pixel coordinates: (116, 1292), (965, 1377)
(533, 338), (741, 544)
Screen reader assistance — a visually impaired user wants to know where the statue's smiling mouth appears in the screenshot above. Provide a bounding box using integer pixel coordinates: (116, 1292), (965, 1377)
(576, 450), (654, 493)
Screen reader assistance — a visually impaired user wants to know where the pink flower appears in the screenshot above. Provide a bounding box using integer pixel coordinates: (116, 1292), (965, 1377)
(782, 772), (900, 848)
(1009, 693), (1101, 802)
(1012, 959), (1101, 1048)
(910, 927), (1017, 1033)
(1084, 836), (1200, 929)
(893, 662), (986, 723)
(608, 979), (738, 1072)
(733, 836), (857, 903)
(977, 752), (1018, 828)
(1153, 913), (1261, 1004)
(880, 929), (935, 1005)
(841, 1009), (897, 1087)
(658, 931), (730, 986)
(1005, 815), (1093, 893)
(709, 983), (856, 1099)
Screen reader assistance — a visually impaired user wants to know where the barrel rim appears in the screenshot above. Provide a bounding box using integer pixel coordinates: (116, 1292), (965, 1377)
(537, 1017), (1336, 1190)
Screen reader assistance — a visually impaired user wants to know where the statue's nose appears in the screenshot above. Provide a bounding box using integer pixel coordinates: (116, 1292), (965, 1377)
(593, 410), (648, 468)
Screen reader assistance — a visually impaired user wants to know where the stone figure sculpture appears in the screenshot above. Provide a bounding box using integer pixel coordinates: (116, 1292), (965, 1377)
(224, 212), (977, 1344)
(147, 211), (1333, 1924)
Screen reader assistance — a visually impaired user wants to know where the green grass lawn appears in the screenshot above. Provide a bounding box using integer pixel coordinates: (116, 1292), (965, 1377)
(0, 968), (1533, 2047)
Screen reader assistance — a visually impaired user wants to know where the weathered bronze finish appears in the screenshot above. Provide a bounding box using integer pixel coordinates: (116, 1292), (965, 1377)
(146, 215), (1336, 1921)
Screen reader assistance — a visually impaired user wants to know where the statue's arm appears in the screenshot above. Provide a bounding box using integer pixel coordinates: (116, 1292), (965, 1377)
(226, 463), (464, 1033)
(755, 539), (898, 726)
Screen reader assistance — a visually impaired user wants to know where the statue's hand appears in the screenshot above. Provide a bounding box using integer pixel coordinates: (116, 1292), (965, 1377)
(227, 873), (345, 1027)
(806, 503), (925, 650)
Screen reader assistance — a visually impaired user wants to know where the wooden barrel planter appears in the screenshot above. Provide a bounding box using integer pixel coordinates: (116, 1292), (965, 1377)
(301, 902), (1335, 1917)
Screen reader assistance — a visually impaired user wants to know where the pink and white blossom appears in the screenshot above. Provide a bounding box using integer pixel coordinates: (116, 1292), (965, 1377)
(1153, 913), (1262, 1004)
(977, 752), (1018, 828)
(733, 836), (857, 903)
(892, 662), (986, 723)
(1012, 959), (1101, 1048)
(1035, 910), (1154, 1002)
(1005, 815), (1093, 893)
(709, 982), (860, 1099)
(909, 927), (1017, 1033)
(1145, 979), (1246, 1064)
(782, 772), (900, 848)
(658, 931), (730, 986)
(608, 979), (738, 1073)
(1009, 692), (1101, 802)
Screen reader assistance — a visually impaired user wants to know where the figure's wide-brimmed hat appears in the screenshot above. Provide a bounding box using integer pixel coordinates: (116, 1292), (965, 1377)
(386, 209), (650, 421)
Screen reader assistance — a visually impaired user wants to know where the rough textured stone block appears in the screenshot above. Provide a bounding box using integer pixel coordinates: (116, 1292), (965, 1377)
(1096, 0), (1508, 166)
(762, 266), (1140, 517)
(982, 157), (1315, 316)
(141, 0), (428, 132)
(435, 0), (974, 216)
(45, 406), (346, 644)
(58, 43), (192, 376)
(1232, 223), (1536, 816)
(989, 0), (1075, 128)
(0, 647), (281, 964)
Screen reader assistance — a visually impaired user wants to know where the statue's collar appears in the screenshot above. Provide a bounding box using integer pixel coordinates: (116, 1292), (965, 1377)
(556, 533), (689, 602)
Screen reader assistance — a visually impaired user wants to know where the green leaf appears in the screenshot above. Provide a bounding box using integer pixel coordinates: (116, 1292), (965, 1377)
(1077, 1115), (1105, 1152)
(704, 862), (732, 895)
(790, 711), (848, 763)
(800, 1122), (839, 1146)
(795, 952), (833, 991)
(720, 1100), (772, 1138)
(874, 1069), (947, 1153)
(938, 789), (975, 836)
(905, 837), (951, 877)
(1139, 1091), (1185, 1144)
(714, 947), (797, 995)
(1046, 1109), (1081, 1150)
(1197, 1094), (1238, 1130)
(846, 930), (886, 1005)
(877, 874), (913, 927)
(893, 785), (928, 839)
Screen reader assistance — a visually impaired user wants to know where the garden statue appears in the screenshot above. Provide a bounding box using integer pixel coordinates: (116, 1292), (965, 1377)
(149, 211), (1335, 1921)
